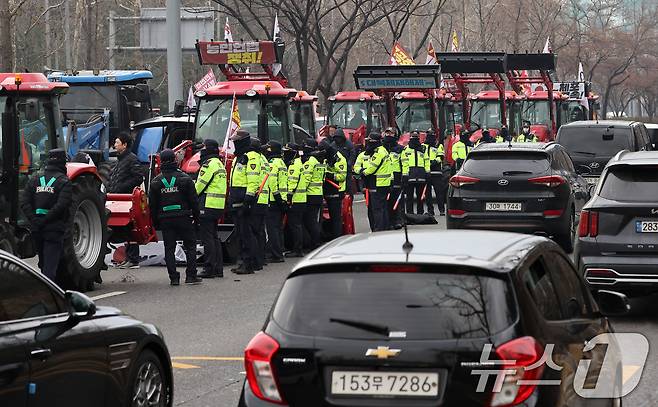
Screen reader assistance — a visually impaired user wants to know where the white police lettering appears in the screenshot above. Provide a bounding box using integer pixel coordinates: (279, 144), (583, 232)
(35, 186), (55, 194)
(161, 186), (179, 194)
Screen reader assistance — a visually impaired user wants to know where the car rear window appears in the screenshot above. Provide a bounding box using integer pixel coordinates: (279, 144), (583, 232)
(599, 165), (658, 201)
(464, 152), (549, 174)
(558, 126), (632, 156)
(272, 266), (517, 340)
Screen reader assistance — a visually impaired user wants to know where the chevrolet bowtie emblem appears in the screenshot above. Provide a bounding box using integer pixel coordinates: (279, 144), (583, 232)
(366, 346), (401, 359)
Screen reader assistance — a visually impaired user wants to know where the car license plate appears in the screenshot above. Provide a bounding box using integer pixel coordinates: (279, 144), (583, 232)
(636, 221), (658, 233)
(485, 202), (522, 211)
(584, 177), (599, 185)
(331, 371), (439, 397)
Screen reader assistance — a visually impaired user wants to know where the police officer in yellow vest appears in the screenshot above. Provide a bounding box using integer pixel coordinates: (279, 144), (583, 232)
(382, 127), (404, 229)
(301, 139), (324, 249)
(251, 138), (270, 271)
(353, 147), (373, 228)
(518, 120), (539, 142)
(360, 133), (392, 231)
(423, 130), (445, 216)
(319, 139), (347, 240)
(402, 131), (429, 215)
(285, 142), (308, 257)
(451, 130), (472, 171)
(264, 141), (287, 263)
(228, 130), (261, 275)
(195, 139), (227, 278)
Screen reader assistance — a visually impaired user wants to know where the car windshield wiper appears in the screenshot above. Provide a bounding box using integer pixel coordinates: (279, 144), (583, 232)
(329, 317), (389, 336)
(572, 150), (596, 156)
(503, 170), (533, 175)
(198, 99), (229, 129)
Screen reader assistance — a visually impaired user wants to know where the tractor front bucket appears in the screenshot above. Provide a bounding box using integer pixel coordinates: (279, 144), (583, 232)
(106, 187), (157, 245)
(354, 65), (442, 91)
(506, 53), (556, 71)
(434, 52), (507, 73)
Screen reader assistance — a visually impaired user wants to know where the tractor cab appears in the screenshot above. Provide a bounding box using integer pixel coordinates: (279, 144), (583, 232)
(352, 65), (446, 146)
(553, 81), (600, 123)
(325, 91), (384, 146)
(47, 70), (154, 141)
(469, 90), (524, 140)
(290, 91), (318, 136)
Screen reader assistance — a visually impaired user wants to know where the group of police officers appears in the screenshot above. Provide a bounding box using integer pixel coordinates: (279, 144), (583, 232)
(22, 120), (538, 285)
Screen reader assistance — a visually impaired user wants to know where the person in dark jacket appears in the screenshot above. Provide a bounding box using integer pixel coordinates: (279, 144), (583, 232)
(109, 132), (144, 268)
(149, 149), (202, 286)
(21, 149), (72, 281)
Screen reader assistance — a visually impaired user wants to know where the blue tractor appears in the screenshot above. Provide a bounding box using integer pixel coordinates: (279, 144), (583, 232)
(47, 70), (155, 180)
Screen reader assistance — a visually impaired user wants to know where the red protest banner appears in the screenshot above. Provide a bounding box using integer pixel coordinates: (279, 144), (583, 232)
(194, 68), (217, 91)
(197, 41), (278, 65)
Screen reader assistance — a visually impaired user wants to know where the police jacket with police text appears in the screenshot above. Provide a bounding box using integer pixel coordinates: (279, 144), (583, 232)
(21, 164), (72, 236)
(149, 162), (199, 226)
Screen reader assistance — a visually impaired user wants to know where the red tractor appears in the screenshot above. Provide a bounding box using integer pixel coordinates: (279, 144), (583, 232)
(0, 73), (151, 290)
(290, 90), (319, 136)
(325, 90), (384, 146)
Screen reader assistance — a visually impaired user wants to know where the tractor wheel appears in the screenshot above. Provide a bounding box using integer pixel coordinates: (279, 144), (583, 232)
(0, 222), (17, 255)
(97, 161), (115, 187)
(58, 175), (108, 292)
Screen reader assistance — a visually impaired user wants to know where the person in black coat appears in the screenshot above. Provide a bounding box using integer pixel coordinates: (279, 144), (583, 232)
(21, 149), (72, 281)
(108, 132), (144, 268)
(148, 149), (201, 286)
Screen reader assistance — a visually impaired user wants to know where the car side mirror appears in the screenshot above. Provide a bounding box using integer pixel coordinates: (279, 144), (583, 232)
(65, 290), (97, 317)
(577, 165), (591, 174)
(596, 290), (630, 316)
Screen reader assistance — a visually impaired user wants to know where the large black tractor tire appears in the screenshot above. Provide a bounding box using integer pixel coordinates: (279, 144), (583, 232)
(0, 222), (17, 255)
(57, 175), (109, 292)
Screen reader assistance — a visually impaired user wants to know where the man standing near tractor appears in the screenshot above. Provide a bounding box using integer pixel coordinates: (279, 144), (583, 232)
(108, 132), (144, 269)
(195, 139), (227, 279)
(21, 149), (72, 282)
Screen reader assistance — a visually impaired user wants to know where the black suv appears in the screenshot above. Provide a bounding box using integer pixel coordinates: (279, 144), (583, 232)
(576, 150), (658, 297)
(446, 143), (590, 252)
(556, 120), (653, 186)
(238, 229), (627, 407)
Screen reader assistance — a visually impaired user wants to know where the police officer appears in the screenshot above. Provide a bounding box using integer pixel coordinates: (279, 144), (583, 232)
(353, 144), (373, 229)
(195, 139), (226, 279)
(475, 129), (496, 146)
(329, 124), (356, 193)
(284, 143), (307, 257)
(423, 130), (444, 216)
(320, 139), (348, 240)
(518, 120), (538, 142)
(264, 141), (287, 263)
(21, 149), (72, 281)
(227, 130), (261, 274)
(497, 124), (511, 143)
(451, 130), (472, 171)
(402, 131), (429, 215)
(149, 149), (201, 285)
(360, 133), (392, 231)
(252, 138), (269, 271)
(302, 139), (324, 250)
(382, 127), (404, 228)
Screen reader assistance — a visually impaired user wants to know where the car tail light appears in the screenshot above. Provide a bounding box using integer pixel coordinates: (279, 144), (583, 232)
(528, 175), (565, 187)
(490, 336), (544, 407)
(244, 332), (285, 404)
(585, 268), (616, 278)
(448, 209), (466, 218)
(578, 210), (599, 237)
(589, 211), (599, 237)
(449, 175), (480, 188)
(542, 209), (564, 218)
(370, 265), (419, 273)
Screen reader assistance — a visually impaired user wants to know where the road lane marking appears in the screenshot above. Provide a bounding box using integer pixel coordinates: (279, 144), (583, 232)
(172, 362), (200, 369)
(91, 291), (127, 301)
(622, 364), (641, 384)
(172, 356), (243, 361)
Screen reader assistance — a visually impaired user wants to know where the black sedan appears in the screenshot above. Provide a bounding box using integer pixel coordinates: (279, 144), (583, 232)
(238, 229), (627, 406)
(0, 250), (173, 407)
(447, 142), (590, 252)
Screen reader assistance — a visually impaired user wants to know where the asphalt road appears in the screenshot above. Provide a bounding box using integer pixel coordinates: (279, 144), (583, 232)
(77, 198), (657, 407)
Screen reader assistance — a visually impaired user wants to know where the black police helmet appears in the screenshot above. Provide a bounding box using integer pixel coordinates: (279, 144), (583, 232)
(47, 148), (67, 166)
(266, 141), (282, 156)
(160, 149), (175, 163)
